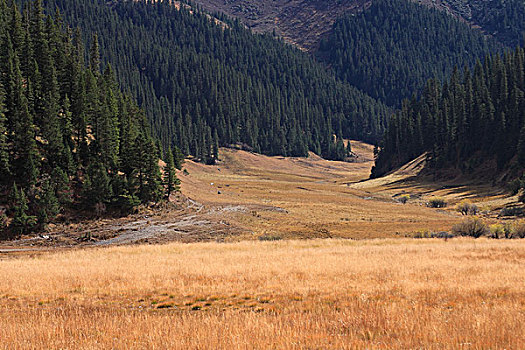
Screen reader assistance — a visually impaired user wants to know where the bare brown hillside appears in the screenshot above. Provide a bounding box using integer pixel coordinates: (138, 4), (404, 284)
(188, 0), (502, 51)
(189, 0), (368, 51)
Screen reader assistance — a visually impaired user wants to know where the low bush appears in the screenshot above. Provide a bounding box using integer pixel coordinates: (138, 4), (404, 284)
(452, 218), (489, 238)
(499, 206), (523, 217)
(427, 197), (447, 208)
(258, 235), (282, 241)
(456, 200), (478, 215)
(511, 221), (525, 238)
(507, 178), (522, 195)
(413, 230), (454, 239)
(490, 224), (505, 239)
(398, 194), (410, 204)
(413, 230), (431, 238)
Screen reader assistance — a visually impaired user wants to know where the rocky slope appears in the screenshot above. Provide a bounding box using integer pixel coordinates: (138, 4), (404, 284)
(189, 0), (368, 51)
(190, 0), (523, 51)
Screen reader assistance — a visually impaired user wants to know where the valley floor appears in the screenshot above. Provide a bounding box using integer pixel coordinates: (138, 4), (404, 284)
(1, 238), (524, 349)
(1, 142), (524, 348)
(0, 141), (519, 250)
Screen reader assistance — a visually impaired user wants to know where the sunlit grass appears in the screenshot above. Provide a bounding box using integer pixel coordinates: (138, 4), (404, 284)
(1, 238), (524, 348)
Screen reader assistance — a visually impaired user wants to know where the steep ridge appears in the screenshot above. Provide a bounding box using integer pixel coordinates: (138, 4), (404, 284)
(36, 0), (390, 161)
(190, 0), (524, 51)
(317, 0), (502, 106)
(189, 0), (368, 51)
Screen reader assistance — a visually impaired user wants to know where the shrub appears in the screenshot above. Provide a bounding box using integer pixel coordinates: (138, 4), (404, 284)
(0, 212), (8, 231)
(452, 218), (489, 238)
(398, 194), (410, 204)
(431, 231), (454, 239)
(427, 197), (447, 208)
(511, 221), (525, 238)
(413, 230), (454, 239)
(499, 206), (523, 217)
(258, 235), (282, 241)
(456, 200), (479, 215)
(413, 230), (431, 238)
(490, 224), (505, 239)
(507, 178), (522, 195)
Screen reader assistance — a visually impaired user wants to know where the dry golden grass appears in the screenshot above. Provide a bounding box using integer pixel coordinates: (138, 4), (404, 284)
(179, 142), (468, 240)
(1, 238), (524, 349)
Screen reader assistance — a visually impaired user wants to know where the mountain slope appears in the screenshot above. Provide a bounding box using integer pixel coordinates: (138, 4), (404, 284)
(37, 0), (390, 161)
(188, 0), (366, 52)
(372, 46), (525, 183)
(317, 0), (502, 106)
(0, 0), (164, 237)
(190, 0), (525, 52)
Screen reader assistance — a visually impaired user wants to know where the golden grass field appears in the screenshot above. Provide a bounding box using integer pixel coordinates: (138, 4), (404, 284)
(2, 142), (524, 349)
(179, 142), (514, 240)
(1, 238), (524, 349)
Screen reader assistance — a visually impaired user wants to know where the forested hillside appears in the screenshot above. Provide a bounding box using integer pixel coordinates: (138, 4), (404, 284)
(32, 0), (390, 161)
(371, 47), (525, 182)
(443, 0), (525, 47)
(318, 0), (501, 106)
(0, 0), (170, 236)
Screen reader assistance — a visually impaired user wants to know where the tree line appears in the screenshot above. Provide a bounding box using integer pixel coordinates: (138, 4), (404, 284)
(372, 46), (525, 186)
(32, 0), (391, 161)
(318, 0), (503, 107)
(0, 0), (181, 237)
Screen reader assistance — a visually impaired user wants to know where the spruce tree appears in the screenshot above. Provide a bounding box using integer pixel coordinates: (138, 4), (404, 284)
(173, 145), (185, 170)
(0, 83), (10, 187)
(36, 177), (60, 228)
(163, 147), (180, 200)
(140, 136), (163, 203)
(10, 183), (37, 235)
(9, 47), (39, 189)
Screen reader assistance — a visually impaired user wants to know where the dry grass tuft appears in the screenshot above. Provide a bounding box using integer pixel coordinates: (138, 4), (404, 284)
(1, 238), (524, 349)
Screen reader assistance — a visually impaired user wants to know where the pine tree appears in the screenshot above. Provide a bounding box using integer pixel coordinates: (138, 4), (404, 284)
(0, 83), (10, 187)
(173, 145), (185, 170)
(96, 65), (120, 171)
(163, 147), (180, 200)
(140, 136), (163, 203)
(82, 163), (112, 208)
(10, 183), (37, 235)
(51, 166), (71, 206)
(9, 45), (39, 189)
(36, 177), (60, 228)
(89, 33), (100, 75)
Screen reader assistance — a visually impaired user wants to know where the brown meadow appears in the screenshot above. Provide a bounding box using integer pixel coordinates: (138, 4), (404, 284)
(1, 238), (524, 349)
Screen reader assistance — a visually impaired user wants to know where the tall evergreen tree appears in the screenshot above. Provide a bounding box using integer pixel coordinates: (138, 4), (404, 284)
(163, 147), (180, 200)
(0, 83), (10, 186)
(372, 46), (525, 184)
(0, 1), (164, 234)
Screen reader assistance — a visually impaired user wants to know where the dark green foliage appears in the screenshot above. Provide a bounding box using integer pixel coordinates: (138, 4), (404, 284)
(0, 83), (10, 186)
(373, 47), (525, 182)
(82, 164), (112, 207)
(0, 1), (163, 235)
(318, 0), (501, 106)
(36, 178), (60, 228)
(467, 0), (525, 47)
(173, 146), (185, 171)
(51, 167), (72, 206)
(34, 0), (390, 160)
(163, 147), (180, 199)
(452, 218), (489, 238)
(134, 133), (163, 203)
(9, 184), (37, 235)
